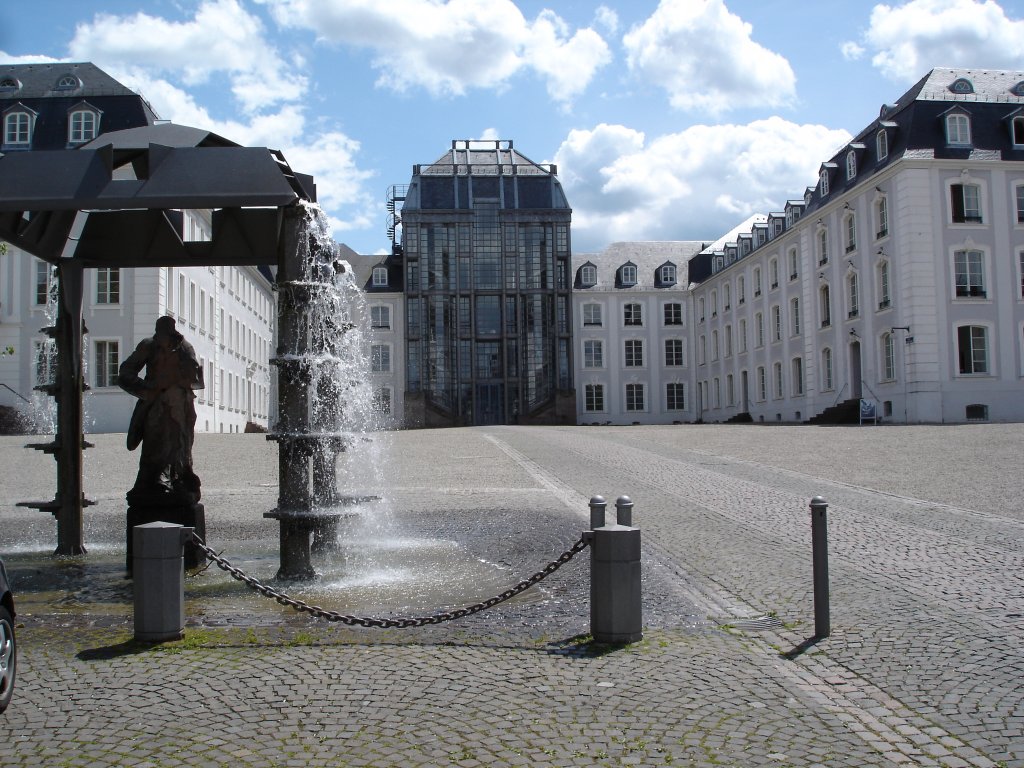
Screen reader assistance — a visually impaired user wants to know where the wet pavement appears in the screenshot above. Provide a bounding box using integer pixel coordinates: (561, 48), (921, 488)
(0, 424), (1021, 767)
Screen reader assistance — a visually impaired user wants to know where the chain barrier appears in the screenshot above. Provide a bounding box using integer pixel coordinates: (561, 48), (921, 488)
(190, 532), (590, 629)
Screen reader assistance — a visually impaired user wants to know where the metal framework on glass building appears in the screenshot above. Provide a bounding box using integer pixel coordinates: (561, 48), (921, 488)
(395, 140), (576, 427)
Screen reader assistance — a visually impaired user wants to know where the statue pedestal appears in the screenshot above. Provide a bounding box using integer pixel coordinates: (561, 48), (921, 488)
(126, 502), (206, 573)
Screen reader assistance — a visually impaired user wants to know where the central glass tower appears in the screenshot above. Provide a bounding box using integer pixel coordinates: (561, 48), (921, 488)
(395, 140), (575, 427)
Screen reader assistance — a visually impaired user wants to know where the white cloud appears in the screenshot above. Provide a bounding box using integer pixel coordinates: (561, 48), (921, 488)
(841, 41), (865, 61)
(594, 6), (620, 35)
(553, 119), (851, 250)
(861, 0), (1024, 81)
(622, 0), (796, 116)
(0, 52), (65, 65)
(258, 0), (610, 104)
(67, 0), (307, 113)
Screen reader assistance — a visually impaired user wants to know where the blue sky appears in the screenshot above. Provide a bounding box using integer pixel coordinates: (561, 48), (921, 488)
(3, 0), (1024, 255)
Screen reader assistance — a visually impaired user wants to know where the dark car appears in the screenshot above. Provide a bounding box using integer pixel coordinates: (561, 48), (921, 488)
(0, 557), (14, 713)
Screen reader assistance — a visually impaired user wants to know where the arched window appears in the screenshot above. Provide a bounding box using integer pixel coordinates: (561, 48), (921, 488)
(882, 332), (896, 380)
(847, 272), (859, 319)
(372, 266), (389, 287)
(819, 284), (831, 328)
(821, 348), (834, 390)
(876, 129), (888, 161)
(846, 151), (857, 180)
(3, 111), (31, 145)
(945, 113), (971, 145)
(69, 109), (98, 143)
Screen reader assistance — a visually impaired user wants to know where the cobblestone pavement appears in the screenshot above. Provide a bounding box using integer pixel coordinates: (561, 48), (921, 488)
(0, 424), (1021, 767)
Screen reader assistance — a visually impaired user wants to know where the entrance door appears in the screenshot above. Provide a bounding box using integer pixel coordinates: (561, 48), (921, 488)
(474, 383), (504, 425)
(849, 341), (862, 399)
(741, 370), (749, 412)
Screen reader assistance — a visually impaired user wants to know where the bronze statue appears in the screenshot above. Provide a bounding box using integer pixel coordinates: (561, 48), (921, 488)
(118, 316), (204, 504)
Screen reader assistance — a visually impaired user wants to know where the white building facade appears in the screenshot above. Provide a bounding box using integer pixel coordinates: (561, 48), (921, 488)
(0, 209), (276, 433)
(691, 68), (1024, 424)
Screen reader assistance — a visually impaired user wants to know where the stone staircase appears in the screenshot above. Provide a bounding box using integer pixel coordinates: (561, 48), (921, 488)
(807, 398), (861, 425)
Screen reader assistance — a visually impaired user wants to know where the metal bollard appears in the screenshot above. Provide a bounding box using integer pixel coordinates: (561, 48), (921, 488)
(590, 495), (642, 644)
(133, 522), (194, 642)
(615, 495), (633, 526)
(809, 496), (830, 639)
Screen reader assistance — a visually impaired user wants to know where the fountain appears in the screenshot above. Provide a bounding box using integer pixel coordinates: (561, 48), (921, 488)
(265, 203), (380, 580)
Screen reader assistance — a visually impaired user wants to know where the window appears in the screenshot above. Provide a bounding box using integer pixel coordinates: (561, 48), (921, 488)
(178, 274), (186, 316)
(69, 110), (97, 143)
(711, 290), (718, 316)
(819, 168), (830, 196)
(818, 228), (829, 265)
(371, 344), (391, 373)
(739, 319), (747, 353)
(371, 305), (391, 329)
(583, 303), (602, 327)
(624, 339), (643, 367)
(620, 264), (637, 285)
(848, 272), (859, 318)
(788, 248), (799, 281)
(584, 384), (604, 412)
(791, 298), (801, 336)
(623, 303), (642, 326)
(755, 313), (764, 347)
(876, 129), (888, 161)
(698, 335), (706, 364)
(723, 284), (731, 310)
(200, 289), (207, 331)
(792, 357), (804, 396)
(583, 340), (603, 368)
(663, 302), (682, 326)
(1015, 184), (1024, 224)
(94, 340), (119, 388)
(769, 259), (779, 289)
(711, 330), (719, 360)
(94, 267), (120, 304)
(665, 339), (684, 367)
(950, 183), (982, 223)
(946, 113), (971, 145)
(1019, 250), (1024, 299)
(737, 276), (746, 305)
(666, 383), (686, 411)
(846, 151), (857, 180)
(756, 366), (767, 401)
(625, 383), (645, 412)
(373, 388), (392, 414)
(1013, 116), (1024, 147)
(659, 264), (676, 284)
(820, 285), (831, 328)
(773, 362), (783, 399)
(698, 297), (705, 322)
(34, 261), (55, 305)
(878, 261), (891, 309)
(875, 196), (889, 238)
(954, 249), (986, 298)
(580, 264), (597, 286)
(771, 305), (782, 342)
(822, 348), (834, 391)
(753, 268), (762, 297)
(33, 339), (57, 387)
(372, 266), (388, 287)
(882, 332), (896, 381)
(844, 213), (856, 252)
(726, 374), (734, 406)
(724, 325), (732, 357)
(3, 111), (31, 145)
(957, 325), (988, 374)
(189, 282), (197, 325)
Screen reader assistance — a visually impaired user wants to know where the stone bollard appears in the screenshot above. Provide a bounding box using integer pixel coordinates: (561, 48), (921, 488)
(589, 495), (642, 644)
(133, 522), (193, 642)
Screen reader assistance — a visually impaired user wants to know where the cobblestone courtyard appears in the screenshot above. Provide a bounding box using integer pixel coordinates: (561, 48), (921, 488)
(1, 424), (1021, 767)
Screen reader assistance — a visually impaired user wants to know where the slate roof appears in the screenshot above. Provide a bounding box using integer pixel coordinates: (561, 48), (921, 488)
(0, 62), (139, 99)
(572, 241), (705, 291)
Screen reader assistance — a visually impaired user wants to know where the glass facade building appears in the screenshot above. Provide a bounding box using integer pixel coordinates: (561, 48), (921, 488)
(398, 140), (575, 427)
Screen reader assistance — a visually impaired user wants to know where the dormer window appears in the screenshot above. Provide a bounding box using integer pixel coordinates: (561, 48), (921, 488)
(819, 169), (830, 197)
(0, 77), (20, 93)
(846, 151), (857, 180)
(950, 77), (974, 94)
(3, 109), (33, 146)
(55, 74), (81, 90)
(69, 108), (99, 144)
(1010, 114), (1024, 147)
(876, 129), (889, 161)
(372, 266), (389, 287)
(1013, 81), (1024, 97)
(659, 264), (676, 285)
(620, 264), (637, 286)
(945, 112), (971, 146)
(578, 264), (597, 287)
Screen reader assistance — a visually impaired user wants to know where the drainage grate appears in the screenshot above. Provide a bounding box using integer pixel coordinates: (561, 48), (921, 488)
(723, 614), (784, 632)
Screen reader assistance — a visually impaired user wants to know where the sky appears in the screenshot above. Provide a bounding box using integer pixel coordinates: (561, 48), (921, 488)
(3, 0), (1024, 256)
